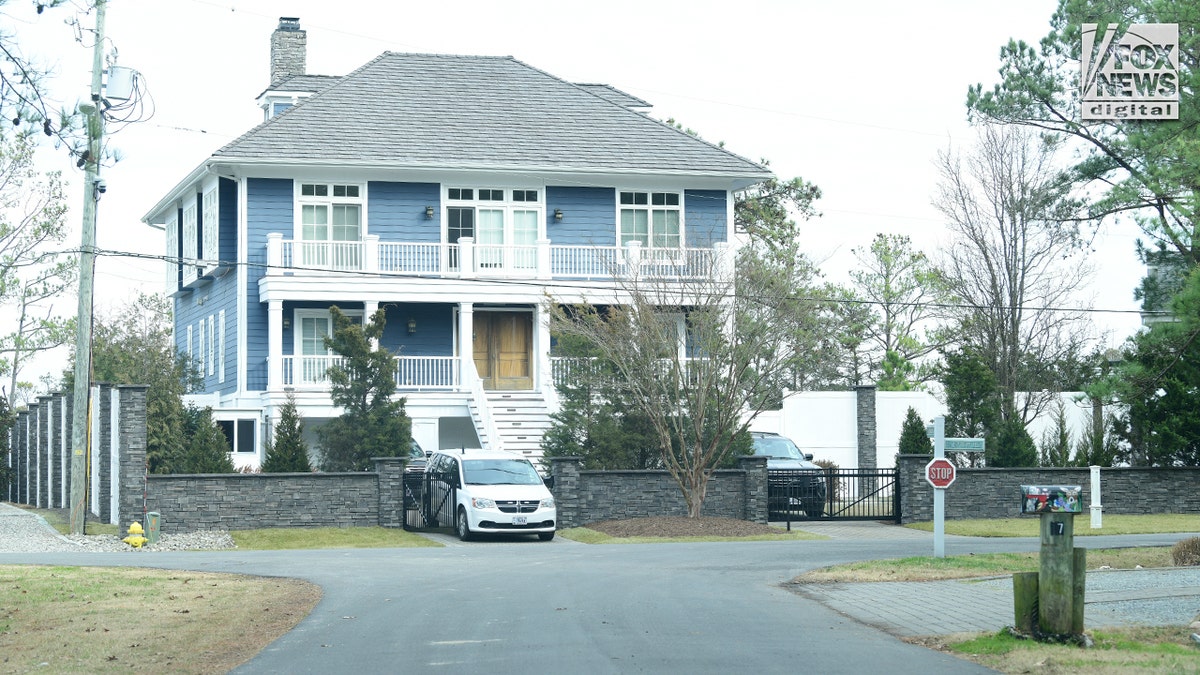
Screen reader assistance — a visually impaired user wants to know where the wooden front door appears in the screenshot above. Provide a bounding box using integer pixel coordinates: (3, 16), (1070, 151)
(472, 311), (532, 390)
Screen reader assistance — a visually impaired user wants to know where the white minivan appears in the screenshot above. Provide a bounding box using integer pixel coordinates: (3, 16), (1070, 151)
(424, 448), (557, 541)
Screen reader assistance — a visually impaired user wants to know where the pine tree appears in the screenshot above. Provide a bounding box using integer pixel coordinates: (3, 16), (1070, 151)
(177, 405), (235, 473)
(317, 307), (412, 471)
(897, 407), (933, 455)
(262, 394), (311, 473)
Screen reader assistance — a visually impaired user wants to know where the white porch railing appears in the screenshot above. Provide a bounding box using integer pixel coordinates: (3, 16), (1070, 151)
(550, 356), (705, 388)
(282, 355), (460, 390)
(269, 235), (721, 280)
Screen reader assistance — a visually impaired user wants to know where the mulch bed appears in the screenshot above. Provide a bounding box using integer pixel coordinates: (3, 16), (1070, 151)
(583, 516), (782, 538)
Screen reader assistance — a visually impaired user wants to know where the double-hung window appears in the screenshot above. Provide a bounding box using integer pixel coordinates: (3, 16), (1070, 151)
(294, 309), (364, 385)
(445, 188), (540, 273)
(619, 191), (682, 262)
(298, 183), (364, 270)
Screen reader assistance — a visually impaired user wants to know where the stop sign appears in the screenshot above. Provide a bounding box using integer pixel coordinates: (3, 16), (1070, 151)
(925, 458), (956, 489)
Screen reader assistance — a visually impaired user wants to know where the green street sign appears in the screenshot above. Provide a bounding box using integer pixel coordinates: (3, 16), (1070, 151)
(944, 438), (985, 452)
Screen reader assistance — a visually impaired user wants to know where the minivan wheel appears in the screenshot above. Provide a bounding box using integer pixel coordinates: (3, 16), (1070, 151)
(538, 531), (555, 542)
(456, 508), (473, 541)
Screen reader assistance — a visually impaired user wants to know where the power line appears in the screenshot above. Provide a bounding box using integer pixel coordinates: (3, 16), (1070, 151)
(84, 246), (1162, 318)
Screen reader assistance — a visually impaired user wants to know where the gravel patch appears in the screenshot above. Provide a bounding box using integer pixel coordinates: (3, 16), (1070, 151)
(0, 503), (234, 553)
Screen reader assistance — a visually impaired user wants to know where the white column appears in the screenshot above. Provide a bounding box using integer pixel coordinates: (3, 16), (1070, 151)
(536, 303), (552, 392)
(365, 300), (379, 351)
(459, 302), (474, 387)
(363, 234), (379, 273)
(268, 301), (283, 390)
(536, 238), (551, 280)
(459, 237), (475, 279)
(266, 232), (283, 274)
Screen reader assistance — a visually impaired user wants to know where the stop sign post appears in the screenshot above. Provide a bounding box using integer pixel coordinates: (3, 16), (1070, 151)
(930, 417), (950, 558)
(925, 458), (956, 488)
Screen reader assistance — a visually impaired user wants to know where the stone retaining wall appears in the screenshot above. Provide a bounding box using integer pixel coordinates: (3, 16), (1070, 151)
(548, 456), (768, 528)
(898, 454), (1200, 524)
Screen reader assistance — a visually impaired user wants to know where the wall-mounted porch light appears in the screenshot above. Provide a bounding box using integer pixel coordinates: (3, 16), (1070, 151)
(553, 208), (563, 221)
(425, 205), (435, 219)
(282, 317), (291, 330)
(407, 317), (417, 334)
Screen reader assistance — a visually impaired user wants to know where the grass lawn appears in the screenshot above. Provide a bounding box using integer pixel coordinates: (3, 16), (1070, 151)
(906, 513), (1200, 537)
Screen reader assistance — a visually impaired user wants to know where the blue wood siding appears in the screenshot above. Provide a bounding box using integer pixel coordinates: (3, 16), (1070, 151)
(382, 304), (455, 356)
(546, 186), (616, 247)
(368, 182), (440, 242)
(245, 178), (293, 391)
(684, 189), (727, 248)
(172, 273), (238, 395)
(279, 302), (455, 358)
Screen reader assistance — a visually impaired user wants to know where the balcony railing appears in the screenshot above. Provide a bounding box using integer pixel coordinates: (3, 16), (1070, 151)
(550, 356), (705, 389)
(282, 355), (459, 390)
(266, 234), (724, 281)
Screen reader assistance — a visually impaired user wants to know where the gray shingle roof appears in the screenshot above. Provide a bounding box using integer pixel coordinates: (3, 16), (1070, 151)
(257, 74), (341, 98)
(215, 53), (768, 177)
(573, 83), (651, 109)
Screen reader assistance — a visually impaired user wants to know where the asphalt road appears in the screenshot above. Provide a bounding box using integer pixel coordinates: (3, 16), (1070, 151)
(2, 529), (1195, 674)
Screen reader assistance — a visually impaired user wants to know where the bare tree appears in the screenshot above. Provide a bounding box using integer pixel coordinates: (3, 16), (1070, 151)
(548, 214), (829, 517)
(0, 135), (74, 405)
(934, 124), (1093, 425)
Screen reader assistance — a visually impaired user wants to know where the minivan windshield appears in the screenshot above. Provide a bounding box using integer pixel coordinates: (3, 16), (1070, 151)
(463, 459), (544, 486)
(753, 436), (806, 460)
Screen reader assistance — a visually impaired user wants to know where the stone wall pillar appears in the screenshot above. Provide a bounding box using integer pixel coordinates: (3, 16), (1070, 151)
(116, 385), (148, 527)
(373, 457), (406, 528)
(14, 409), (28, 504)
(738, 455), (768, 524)
(897, 454), (932, 524)
(44, 396), (60, 508)
(855, 384), (877, 470)
(549, 457), (582, 528)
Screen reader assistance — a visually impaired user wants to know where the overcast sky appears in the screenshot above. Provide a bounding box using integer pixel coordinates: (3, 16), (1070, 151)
(12, 0), (1148, 386)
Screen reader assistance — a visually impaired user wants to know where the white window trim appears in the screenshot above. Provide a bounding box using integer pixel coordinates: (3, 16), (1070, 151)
(441, 185), (545, 245)
(198, 317), (206, 377)
(207, 314), (216, 377)
(186, 325), (193, 368)
(293, 181), (368, 241)
(292, 308), (365, 358)
(182, 203), (198, 285)
(616, 190), (685, 252)
(217, 310), (226, 384)
(164, 212), (178, 293)
(201, 188), (218, 274)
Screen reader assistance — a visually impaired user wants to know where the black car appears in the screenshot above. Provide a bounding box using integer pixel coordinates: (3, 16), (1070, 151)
(405, 439), (429, 473)
(752, 432), (827, 518)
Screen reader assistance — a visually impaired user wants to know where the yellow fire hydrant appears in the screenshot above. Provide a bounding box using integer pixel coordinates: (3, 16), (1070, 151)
(123, 521), (148, 548)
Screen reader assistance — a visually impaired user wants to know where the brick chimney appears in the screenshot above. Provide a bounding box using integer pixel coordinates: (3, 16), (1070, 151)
(270, 17), (306, 85)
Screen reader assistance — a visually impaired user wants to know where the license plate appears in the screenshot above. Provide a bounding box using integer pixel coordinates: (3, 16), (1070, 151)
(513, 516), (527, 525)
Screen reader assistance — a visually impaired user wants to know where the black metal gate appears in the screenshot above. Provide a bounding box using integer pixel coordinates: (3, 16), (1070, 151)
(768, 467), (899, 523)
(402, 472), (455, 531)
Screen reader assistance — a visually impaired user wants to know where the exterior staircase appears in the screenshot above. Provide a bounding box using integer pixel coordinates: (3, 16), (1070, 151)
(480, 391), (553, 460)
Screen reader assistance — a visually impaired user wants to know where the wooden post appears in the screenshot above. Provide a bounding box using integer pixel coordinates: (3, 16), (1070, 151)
(1071, 547), (1087, 634)
(1038, 512), (1076, 635)
(1012, 571), (1039, 634)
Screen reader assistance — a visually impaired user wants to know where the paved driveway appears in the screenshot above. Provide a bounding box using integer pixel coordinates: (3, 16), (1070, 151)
(2, 519), (1196, 674)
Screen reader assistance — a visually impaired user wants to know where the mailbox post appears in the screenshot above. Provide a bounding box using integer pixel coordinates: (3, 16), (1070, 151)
(1016, 485), (1085, 636)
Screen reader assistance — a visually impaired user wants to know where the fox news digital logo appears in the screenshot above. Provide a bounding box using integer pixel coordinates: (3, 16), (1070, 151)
(1081, 23), (1178, 120)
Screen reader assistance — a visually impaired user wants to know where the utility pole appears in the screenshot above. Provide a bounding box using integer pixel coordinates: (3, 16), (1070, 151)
(69, 0), (106, 535)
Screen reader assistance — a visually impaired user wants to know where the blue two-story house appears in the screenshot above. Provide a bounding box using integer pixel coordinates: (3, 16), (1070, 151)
(142, 18), (771, 469)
